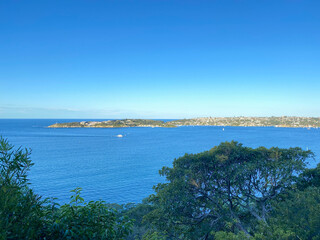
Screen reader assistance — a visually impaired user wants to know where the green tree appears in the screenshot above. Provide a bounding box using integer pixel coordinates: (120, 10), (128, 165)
(142, 231), (167, 240)
(261, 186), (320, 240)
(0, 137), (46, 239)
(146, 141), (313, 239)
(252, 163), (320, 240)
(297, 163), (320, 190)
(123, 200), (155, 240)
(0, 137), (133, 239)
(44, 187), (133, 239)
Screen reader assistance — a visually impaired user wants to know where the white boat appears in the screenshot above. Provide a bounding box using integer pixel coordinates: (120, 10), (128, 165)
(117, 134), (123, 138)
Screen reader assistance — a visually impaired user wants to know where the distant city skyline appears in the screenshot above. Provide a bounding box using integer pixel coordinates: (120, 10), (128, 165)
(1, 0), (320, 118)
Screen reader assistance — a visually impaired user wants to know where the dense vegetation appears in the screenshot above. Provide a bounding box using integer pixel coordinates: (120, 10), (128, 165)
(1, 137), (319, 239)
(0, 138), (132, 239)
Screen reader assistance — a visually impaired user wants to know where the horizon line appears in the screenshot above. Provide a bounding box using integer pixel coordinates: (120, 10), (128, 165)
(1, 116), (320, 120)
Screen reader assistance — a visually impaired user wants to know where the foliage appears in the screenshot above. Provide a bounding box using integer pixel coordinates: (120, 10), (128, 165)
(1, 137), (320, 240)
(214, 231), (249, 240)
(214, 228), (296, 240)
(146, 141), (313, 239)
(123, 201), (155, 240)
(141, 231), (167, 240)
(297, 163), (320, 190)
(43, 187), (133, 239)
(265, 187), (320, 240)
(0, 137), (46, 239)
(0, 137), (133, 240)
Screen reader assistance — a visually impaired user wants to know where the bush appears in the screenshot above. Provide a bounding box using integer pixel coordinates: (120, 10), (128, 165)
(0, 137), (133, 239)
(0, 137), (46, 239)
(43, 187), (133, 239)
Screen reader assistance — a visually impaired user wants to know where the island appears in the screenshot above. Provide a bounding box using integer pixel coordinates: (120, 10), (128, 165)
(48, 119), (177, 128)
(48, 117), (320, 128)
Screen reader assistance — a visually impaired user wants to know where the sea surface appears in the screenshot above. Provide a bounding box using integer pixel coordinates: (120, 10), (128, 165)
(0, 119), (319, 204)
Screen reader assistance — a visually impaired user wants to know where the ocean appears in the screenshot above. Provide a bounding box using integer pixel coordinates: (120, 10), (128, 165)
(0, 119), (319, 204)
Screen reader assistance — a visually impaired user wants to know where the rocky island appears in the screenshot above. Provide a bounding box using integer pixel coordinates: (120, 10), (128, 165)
(48, 117), (320, 128)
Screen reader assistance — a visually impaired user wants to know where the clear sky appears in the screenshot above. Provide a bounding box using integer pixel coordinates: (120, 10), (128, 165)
(0, 0), (319, 119)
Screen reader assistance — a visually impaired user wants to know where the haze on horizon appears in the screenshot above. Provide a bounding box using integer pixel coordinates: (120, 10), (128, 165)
(1, 0), (319, 119)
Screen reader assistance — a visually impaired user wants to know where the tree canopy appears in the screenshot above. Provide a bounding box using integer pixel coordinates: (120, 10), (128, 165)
(146, 141), (314, 239)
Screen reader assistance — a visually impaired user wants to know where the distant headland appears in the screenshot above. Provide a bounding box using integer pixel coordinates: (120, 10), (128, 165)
(48, 117), (320, 128)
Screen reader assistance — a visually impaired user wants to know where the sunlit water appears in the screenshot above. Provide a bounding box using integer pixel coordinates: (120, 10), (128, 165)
(1, 119), (319, 204)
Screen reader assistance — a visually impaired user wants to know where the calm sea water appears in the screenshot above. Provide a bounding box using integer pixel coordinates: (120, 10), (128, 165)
(0, 119), (319, 204)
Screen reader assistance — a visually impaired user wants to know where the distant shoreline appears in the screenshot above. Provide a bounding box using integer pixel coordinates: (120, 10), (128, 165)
(48, 117), (320, 129)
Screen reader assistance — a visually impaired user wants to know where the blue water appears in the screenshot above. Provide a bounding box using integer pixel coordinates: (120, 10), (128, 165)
(0, 119), (319, 204)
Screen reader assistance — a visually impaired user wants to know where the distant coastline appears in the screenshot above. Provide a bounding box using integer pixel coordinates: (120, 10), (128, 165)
(48, 117), (320, 128)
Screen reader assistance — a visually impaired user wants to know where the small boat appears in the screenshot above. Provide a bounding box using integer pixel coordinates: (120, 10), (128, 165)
(117, 134), (123, 138)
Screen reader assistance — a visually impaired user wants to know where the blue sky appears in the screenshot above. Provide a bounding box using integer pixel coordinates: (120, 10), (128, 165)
(1, 0), (319, 118)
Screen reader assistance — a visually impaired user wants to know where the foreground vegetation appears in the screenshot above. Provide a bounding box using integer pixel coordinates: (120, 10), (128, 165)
(1, 137), (319, 239)
(48, 116), (320, 128)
